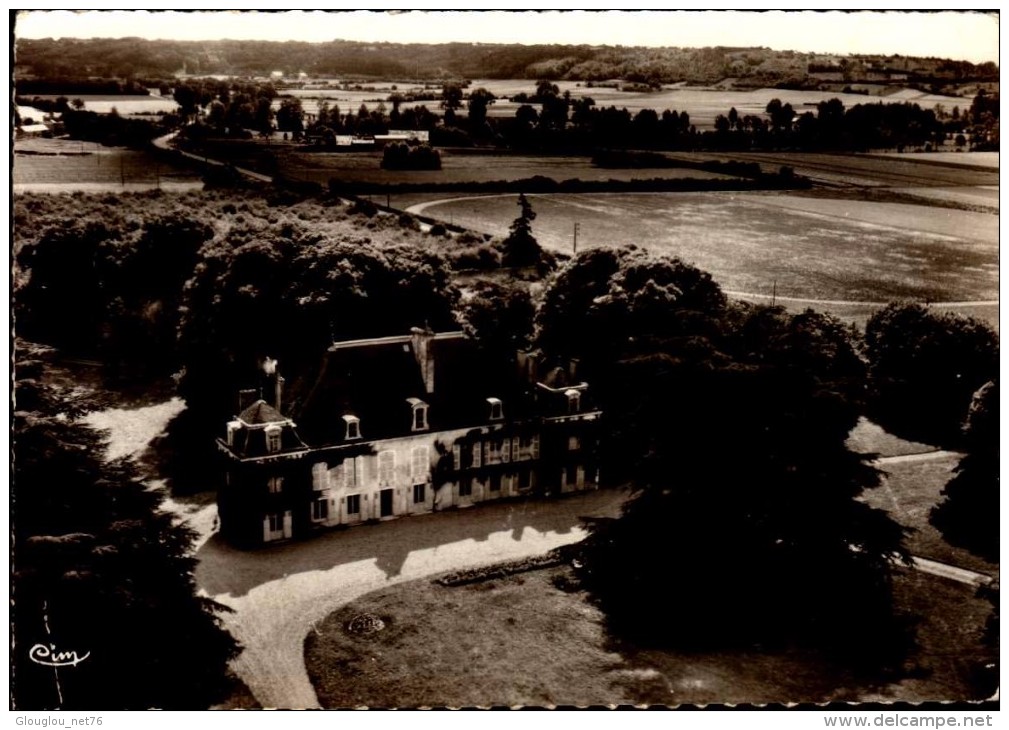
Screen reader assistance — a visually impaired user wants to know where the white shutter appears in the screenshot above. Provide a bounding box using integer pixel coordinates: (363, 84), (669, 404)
(472, 441), (482, 468)
(412, 446), (429, 484)
(530, 434), (541, 459)
(379, 450), (396, 486)
(452, 444), (461, 471)
(512, 437), (521, 461)
(501, 438), (511, 463)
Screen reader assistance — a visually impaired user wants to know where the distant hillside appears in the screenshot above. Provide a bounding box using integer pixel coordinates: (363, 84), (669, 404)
(13, 37), (999, 89)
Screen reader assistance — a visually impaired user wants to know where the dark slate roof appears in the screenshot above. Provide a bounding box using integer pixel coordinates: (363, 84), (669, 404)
(238, 400), (288, 425)
(284, 331), (537, 447)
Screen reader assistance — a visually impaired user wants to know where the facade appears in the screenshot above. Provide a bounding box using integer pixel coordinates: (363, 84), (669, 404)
(216, 328), (601, 547)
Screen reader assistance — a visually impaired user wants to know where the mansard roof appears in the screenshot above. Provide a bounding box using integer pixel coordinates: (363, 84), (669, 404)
(237, 399), (288, 425)
(282, 330), (535, 446)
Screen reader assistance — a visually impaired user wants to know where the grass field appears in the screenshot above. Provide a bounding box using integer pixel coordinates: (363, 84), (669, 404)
(305, 563), (994, 707)
(28, 94), (178, 115)
(863, 455), (998, 578)
(279, 81), (965, 131)
(666, 151), (1000, 188)
(411, 191), (998, 304)
(14, 137), (202, 192)
(275, 150), (736, 187)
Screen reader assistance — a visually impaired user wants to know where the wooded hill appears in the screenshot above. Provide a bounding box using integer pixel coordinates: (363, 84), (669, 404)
(14, 36), (999, 88)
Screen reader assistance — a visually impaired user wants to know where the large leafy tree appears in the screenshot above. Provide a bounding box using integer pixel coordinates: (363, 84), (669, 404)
(541, 251), (908, 661)
(177, 223), (460, 424)
(12, 355), (239, 709)
(865, 303), (999, 446)
(930, 380), (999, 562)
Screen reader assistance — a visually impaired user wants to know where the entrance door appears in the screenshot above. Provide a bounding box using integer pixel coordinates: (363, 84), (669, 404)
(380, 488), (394, 518)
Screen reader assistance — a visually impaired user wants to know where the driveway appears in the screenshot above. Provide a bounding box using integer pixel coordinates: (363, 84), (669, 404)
(194, 489), (628, 709)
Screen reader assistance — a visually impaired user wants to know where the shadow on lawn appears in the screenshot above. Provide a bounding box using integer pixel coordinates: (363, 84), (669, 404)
(194, 489), (625, 597)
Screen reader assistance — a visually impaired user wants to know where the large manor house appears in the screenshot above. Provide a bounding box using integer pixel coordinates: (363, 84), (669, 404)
(216, 328), (602, 546)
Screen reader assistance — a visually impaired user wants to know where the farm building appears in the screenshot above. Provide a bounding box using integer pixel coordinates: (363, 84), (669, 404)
(216, 328), (602, 547)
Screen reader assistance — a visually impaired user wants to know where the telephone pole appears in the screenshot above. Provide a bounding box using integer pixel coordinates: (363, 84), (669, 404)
(573, 221), (580, 254)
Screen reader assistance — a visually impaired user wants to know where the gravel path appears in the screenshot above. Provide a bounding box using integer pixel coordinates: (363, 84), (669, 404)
(194, 489), (628, 709)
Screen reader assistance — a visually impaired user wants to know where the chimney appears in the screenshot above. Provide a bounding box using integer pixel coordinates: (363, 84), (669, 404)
(262, 357), (283, 412)
(274, 374), (284, 412)
(410, 326), (436, 394)
(238, 388), (258, 412)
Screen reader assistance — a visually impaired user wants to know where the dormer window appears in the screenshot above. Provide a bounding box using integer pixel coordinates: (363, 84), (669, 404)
(265, 424), (282, 454)
(486, 397), (504, 421)
(565, 389), (581, 414)
(342, 414), (361, 440)
(407, 398), (429, 431)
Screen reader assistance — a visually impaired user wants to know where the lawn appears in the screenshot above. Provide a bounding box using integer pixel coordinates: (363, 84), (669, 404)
(862, 454), (999, 578)
(412, 191), (998, 304)
(274, 150), (736, 187)
(305, 563), (995, 707)
(14, 137), (202, 192)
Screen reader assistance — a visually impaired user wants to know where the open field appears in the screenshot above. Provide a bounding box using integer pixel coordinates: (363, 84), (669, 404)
(870, 151), (999, 169)
(305, 562), (994, 707)
(666, 151), (1000, 188)
(863, 454), (999, 579)
(275, 150), (737, 187)
(14, 137), (202, 192)
(27, 93), (179, 115)
(280, 81), (965, 131)
(410, 191), (998, 305)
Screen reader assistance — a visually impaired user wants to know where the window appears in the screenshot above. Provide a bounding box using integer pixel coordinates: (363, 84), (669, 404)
(530, 434), (541, 459)
(408, 398), (429, 431)
(378, 450), (395, 485)
(566, 464), (578, 486)
(568, 435), (581, 451)
(565, 389), (581, 414)
(486, 397), (503, 421)
(512, 437), (522, 461)
(342, 414), (361, 440)
(501, 438), (511, 463)
(518, 470), (531, 490)
(311, 498), (329, 522)
(344, 458), (357, 488)
(489, 474), (501, 492)
(267, 513), (283, 533)
(312, 462), (329, 491)
(413, 483), (426, 503)
(346, 494), (361, 515)
(460, 478), (473, 497)
(265, 425), (282, 453)
(268, 476), (283, 494)
(452, 444), (462, 471)
(411, 446), (429, 484)
(471, 441), (482, 468)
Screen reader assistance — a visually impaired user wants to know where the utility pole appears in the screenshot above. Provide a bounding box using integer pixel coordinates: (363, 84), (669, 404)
(573, 221), (579, 254)
(771, 279), (777, 307)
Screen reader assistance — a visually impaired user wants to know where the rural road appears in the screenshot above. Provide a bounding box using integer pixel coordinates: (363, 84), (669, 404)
(193, 488), (628, 709)
(151, 131), (274, 184)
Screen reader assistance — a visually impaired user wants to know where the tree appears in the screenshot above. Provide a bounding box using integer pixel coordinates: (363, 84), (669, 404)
(565, 294), (908, 662)
(460, 280), (535, 359)
(466, 87), (496, 130)
(275, 97), (305, 137)
(496, 193), (544, 269)
(930, 380), (999, 562)
(536, 246), (727, 378)
(12, 357), (239, 709)
(865, 303), (999, 445)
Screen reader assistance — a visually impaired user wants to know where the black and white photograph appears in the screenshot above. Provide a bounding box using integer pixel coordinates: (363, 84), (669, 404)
(10, 9), (1000, 715)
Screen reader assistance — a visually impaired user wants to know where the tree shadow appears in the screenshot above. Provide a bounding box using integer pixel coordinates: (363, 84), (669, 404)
(195, 489), (624, 598)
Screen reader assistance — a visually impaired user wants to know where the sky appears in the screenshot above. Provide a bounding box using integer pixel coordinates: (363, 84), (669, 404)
(13, 9), (1000, 64)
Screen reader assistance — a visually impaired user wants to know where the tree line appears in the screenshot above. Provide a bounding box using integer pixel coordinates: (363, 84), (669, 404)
(16, 36), (998, 88)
